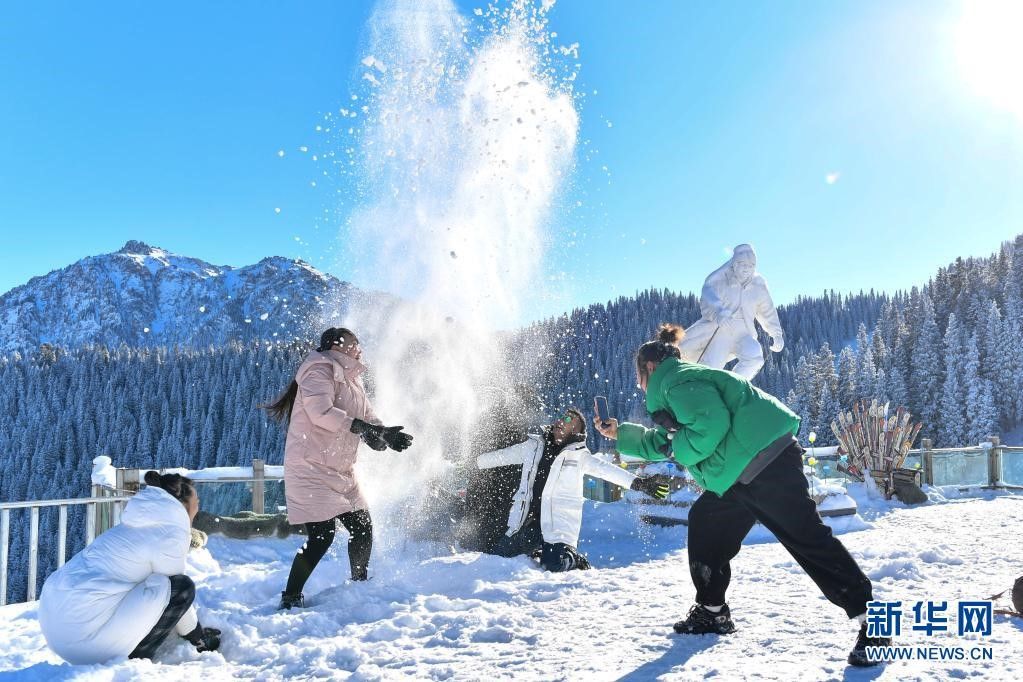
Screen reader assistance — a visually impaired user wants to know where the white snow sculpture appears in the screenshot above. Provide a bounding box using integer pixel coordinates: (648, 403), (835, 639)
(679, 244), (784, 380)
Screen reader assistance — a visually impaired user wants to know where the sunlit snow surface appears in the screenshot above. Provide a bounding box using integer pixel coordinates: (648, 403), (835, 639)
(3, 488), (1023, 681)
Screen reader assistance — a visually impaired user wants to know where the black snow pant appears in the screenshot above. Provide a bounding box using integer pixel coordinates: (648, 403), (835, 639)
(129, 574), (196, 659)
(492, 522), (542, 558)
(493, 523), (588, 571)
(284, 509), (373, 595)
(687, 443), (873, 619)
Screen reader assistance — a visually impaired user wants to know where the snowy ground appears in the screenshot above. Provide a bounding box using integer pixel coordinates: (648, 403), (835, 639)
(2, 487), (1022, 681)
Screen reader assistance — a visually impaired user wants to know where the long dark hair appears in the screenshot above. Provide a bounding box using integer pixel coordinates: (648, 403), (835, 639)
(263, 380), (299, 424)
(262, 327), (356, 424)
(636, 323), (684, 380)
(144, 471), (195, 504)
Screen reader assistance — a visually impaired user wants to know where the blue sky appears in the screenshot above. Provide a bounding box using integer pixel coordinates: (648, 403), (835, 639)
(2, 0), (1021, 322)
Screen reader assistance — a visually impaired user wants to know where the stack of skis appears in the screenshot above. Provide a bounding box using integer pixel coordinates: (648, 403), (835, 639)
(830, 399), (923, 496)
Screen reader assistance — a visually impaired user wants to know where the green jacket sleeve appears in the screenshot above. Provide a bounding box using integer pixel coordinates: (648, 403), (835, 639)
(662, 380), (731, 467)
(616, 422), (671, 461)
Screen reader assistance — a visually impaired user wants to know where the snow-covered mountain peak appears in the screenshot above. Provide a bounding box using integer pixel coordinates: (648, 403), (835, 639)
(0, 242), (363, 354)
(116, 240), (158, 255)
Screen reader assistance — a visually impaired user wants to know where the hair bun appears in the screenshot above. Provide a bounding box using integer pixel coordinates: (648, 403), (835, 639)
(657, 323), (685, 346)
(143, 470), (162, 487)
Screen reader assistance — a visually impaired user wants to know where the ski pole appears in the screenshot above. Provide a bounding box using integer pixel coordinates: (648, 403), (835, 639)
(696, 323), (722, 365)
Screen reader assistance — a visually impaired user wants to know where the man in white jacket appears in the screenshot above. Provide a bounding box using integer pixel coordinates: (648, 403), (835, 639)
(476, 408), (668, 571)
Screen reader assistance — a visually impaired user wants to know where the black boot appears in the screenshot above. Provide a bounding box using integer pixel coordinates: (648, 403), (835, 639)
(278, 591), (305, 610)
(848, 623), (891, 666)
(184, 623), (222, 653)
(673, 604), (736, 635)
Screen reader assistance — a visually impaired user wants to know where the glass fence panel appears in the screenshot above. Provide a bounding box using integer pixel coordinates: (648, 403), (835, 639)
(193, 481), (258, 517)
(264, 480), (287, 514)
(193, 479), (288, 518)
(930, 450), (988, 487)
(1000, 449), (1023, 486)
(902, 453), (922, 471)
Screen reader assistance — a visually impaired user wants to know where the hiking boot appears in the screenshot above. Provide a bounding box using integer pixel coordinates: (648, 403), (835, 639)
(277, 591), (305, 610)
(848, 623), (891, 667)
(673, 604), (736, 635)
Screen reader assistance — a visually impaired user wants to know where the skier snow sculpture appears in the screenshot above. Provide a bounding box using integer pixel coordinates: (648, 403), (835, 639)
(679, 244), (784, 380)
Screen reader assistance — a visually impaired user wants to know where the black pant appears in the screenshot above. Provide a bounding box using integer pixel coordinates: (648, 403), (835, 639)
(492, 521), (542, 558)
(493, 523), (587, 572)
(129, 575), (195, 659)
(284, 509), (373, 595)
(687, 444), (873, 618)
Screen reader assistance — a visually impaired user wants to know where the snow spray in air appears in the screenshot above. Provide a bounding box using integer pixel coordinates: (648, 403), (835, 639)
(338, 0), (578, 544)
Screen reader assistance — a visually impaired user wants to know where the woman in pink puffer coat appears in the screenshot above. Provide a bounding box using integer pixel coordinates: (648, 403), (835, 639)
(263, 328), (413, 609)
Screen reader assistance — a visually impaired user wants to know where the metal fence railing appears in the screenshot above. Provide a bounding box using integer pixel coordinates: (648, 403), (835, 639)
(5, 442), (1022, 607)
(0, 494), (134, 606)
(1, 460), (276, 607)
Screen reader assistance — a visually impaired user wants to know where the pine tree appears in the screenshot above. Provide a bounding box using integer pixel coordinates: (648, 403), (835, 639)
(911, 293), (943, 440)
(836, 346), (857, 408)
(938, 314), (967, 446)
(854, 324), (877, 402)
(965, 333), (998, 445)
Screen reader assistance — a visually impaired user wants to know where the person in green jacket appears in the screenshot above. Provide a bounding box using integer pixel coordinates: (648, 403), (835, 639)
(594, 324), (888, 667)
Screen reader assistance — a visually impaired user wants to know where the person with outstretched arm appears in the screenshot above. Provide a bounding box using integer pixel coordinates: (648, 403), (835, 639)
(477, 408), (669, 571)
(593, 323), (889, 667)
(263, 327), (413, 609)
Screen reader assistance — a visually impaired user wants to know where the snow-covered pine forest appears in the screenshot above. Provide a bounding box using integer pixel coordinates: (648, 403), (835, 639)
(2, 235), (1023, 603)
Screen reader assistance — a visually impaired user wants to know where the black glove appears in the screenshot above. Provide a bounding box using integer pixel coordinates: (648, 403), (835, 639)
(362, 430), (389, 451)
(650, 409), (681, 432)
(185, 623), (222, 653)
(631, 476), (670, 500)
(351, 419), (414, 452)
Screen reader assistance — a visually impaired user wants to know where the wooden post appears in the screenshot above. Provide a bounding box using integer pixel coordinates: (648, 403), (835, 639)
(112, 468), (125, 528)
(922, 438), (934, 486)
(252, 459), (265, 514)
(121, 468), (141, 493)
(988, 435), (1002, 487)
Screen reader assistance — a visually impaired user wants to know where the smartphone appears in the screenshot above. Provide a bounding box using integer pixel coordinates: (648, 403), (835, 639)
(594, 395), (611, 426)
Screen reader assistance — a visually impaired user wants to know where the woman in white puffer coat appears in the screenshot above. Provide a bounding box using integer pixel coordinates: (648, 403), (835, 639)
(38, 472), (221, 664)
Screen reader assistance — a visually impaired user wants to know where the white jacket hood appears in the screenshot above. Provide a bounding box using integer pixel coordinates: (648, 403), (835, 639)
(121, 485), (191, 531)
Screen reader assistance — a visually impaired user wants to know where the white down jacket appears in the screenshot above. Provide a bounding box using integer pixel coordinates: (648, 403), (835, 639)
(38, 485), (198, 664)
(476, 435), (637, 547)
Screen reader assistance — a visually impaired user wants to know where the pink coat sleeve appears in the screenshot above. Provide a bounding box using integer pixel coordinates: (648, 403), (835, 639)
(362, 395), (383, 427)
(300, 363), (355, 433)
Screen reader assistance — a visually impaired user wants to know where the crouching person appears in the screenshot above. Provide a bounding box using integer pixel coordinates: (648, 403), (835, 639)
(39, 472), (221, 664)
(476, 408), (668, 572)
